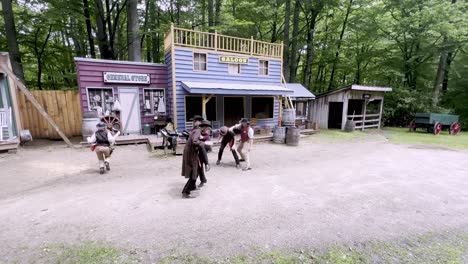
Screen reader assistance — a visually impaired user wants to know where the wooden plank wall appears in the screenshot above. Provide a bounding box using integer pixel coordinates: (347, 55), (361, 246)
(17, 90), (82, 139)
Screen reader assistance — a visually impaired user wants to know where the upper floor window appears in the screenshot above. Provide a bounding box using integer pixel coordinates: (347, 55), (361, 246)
(259, 60), (269, 75)
(193, 53), (207, 71)
(228, 64), (241, 75)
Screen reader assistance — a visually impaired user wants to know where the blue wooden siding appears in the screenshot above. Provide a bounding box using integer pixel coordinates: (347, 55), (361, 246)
(166, 47), (282, 130)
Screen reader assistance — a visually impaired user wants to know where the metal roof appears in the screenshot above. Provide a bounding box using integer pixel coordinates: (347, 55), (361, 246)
(317, 84), (392, 97)
(287, 83), (315, 98)
(74, 57), (166, 67)
(181, 81), (293, 95)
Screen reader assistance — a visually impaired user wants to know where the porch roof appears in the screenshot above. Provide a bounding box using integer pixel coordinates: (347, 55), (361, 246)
(287, 83), (315, 99)
(181, 81), (293, 95)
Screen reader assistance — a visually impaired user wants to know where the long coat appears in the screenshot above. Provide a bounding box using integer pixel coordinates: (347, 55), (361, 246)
(181, 128), (203, 180)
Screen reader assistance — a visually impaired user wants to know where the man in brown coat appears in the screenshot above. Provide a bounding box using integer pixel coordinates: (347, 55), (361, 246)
(181, 116), (205, 198)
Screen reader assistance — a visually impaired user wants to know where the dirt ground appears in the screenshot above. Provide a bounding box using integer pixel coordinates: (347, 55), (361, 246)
(1, 133), (468, 262)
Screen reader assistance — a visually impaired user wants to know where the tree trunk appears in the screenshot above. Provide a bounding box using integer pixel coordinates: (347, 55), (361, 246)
(95, 0), (113, 59)
(328, 0), (353, 91)
(201, 0), (206, 28)
(82, 0), (96, 58)
(208, 0), (214, 27)
(33, 25), (53, 90)
(176, 0), (181, 26)
(283, 0), (291, 81)
(432, 43), (448, 109)
(1, 0), (25, 82)
(141, 0), (150, 52)
(231, 0), (236, 17)
(270, 0), (281, 43)
(127, 0), (141, 61)
(302, 10), (319, 87)
(215, 0), (222, 26)
(289, 0), (300, 83)
(442, 51), (454, 92)
(152, 2), (161, 62)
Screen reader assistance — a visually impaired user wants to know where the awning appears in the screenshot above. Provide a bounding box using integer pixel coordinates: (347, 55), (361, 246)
(181, 81), (293, 95)
(287, 83), (315, 99)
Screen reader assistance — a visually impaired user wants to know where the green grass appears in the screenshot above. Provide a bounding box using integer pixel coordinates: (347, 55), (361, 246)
(307, 129), (373, 143)
(383, 127), (468, 149)
(24, 233), (468, 263)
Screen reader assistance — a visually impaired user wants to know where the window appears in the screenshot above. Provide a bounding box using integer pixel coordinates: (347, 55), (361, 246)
(251, 97), (274, 119)
(193, 53), (207, 71)
(185, 96), (217, 121)
(87, 88), (114, 113)
(228, 64), (241, 75)
(294, 101), (307, 117)
(143, 89), (166, 115)
(259, 60), (269, 75)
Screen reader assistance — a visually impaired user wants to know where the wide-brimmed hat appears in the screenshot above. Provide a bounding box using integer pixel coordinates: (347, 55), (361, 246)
(190, 115), (204, 121)
(96, 122), (106, 128)
(199, 120), (212, 128)
(240, 118), (250, 124)
(219, 126), (228, 136)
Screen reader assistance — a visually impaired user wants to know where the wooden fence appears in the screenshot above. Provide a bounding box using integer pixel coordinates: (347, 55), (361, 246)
(17, 90), (82, 139)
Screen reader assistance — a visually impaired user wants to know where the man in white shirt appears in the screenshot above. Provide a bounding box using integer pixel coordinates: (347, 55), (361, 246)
(229, 118), (254, 171)
(87, 122), (120, 174)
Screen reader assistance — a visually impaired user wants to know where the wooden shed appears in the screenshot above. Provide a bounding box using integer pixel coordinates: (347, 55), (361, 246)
(311, 85), (392, 130)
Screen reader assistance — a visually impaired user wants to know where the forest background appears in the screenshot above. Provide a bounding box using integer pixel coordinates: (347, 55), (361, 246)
(1, 0), (468, 126)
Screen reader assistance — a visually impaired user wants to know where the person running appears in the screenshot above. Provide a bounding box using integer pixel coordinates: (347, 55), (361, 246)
(229, 118), (254, 171)
(87, 122), (120, 174)
(216, 126), (241, 169)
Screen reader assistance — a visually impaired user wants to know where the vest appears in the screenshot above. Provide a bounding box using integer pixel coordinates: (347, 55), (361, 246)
(95, 129), (110, 146)
(240, 126), (250, 143)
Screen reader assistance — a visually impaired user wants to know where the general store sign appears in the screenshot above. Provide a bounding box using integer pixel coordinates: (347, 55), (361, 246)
(103, 72), (150, 84)
(219, 56), (249, 64)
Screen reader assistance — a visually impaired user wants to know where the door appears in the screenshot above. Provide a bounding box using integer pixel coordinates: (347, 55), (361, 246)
(328, 102), (343, 129)
(223, 97), (245, 127)
(119, 88), (141, 134)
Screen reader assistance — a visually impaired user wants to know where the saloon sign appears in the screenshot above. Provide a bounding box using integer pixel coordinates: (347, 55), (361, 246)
(218, 56), (249, 64)
(103, 72), (150, 84)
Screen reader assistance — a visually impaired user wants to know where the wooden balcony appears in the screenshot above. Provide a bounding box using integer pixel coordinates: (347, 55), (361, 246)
(164, 25), (283, 59)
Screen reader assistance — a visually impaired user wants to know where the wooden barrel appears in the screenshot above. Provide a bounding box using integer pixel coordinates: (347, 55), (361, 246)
(273, 126), (286, 144)
(82, 117), (100, 139)
(286, 127), (300, 146)
(282, 109), (296, 127)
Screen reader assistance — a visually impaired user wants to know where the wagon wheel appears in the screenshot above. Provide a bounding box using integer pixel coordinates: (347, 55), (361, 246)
(408, 121), (416, 132)
(101, 115), (121, 132)
(433, 122), (442, 135)
(450, 122), (461, 135)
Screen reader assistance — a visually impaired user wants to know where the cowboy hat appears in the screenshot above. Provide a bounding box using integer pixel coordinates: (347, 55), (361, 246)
(190, 115), (204, 121)
(199, 120), (212, 128)
(219, 126), (228, 136)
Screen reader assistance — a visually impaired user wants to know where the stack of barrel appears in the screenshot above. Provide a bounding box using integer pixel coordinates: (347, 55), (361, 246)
(273, 109), (300, 146)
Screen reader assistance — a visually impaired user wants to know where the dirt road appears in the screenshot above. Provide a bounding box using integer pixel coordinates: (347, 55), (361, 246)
(1, 135), (468, 262)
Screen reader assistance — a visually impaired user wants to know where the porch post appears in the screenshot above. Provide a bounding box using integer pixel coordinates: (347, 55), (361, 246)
(170, 23), (178, 129)
(378, 98), (384, 129)
(202, 95), (214, 120)
(362, 100), (367, 131)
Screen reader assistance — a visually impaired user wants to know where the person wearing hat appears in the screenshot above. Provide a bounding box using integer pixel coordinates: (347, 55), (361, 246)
(87, 122), (120, 174)
(216, 126), (241, 168)
(181, 115), (207, 198)
(229, 118), (254, 171)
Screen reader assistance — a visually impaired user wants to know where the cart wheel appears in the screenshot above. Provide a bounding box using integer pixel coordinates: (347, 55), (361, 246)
(101, 115), (121, 132)
(450, 122), (461, 135)
(408, 121), (416, 132)
(433, 122), (442, 135)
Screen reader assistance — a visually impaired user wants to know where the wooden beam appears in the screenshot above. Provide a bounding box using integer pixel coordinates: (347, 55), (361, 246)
(362, 100), (367, 131)
(0, 65), (75, 148)
(170, 23), (178, 129)
(378, 98), (384, 129)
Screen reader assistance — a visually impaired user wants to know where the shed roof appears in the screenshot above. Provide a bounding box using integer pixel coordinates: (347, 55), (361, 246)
(74, 57), (166, 67)
(317, 84), (392, 97)
(181, 81), (293, 95)
(287, 83), (315, 98)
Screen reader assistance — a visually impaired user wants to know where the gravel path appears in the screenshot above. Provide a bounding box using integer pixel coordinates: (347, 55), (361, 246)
(1, 135), (468, 261)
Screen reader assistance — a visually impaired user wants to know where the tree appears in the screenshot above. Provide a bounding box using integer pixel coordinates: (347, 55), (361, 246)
(283, 0), (291, 81)
(1, 0), (25, 82)
(289, 0), (301, 83)
(127, 0), (141, 61)
(82, 0), (96, 58)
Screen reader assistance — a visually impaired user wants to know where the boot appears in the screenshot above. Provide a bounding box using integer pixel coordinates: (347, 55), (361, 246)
(99, 167), (105, 174)
(105, 161), (110, 171)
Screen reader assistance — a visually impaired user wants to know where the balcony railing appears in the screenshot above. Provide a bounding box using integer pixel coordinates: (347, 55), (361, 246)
(165, 25), (283, 59)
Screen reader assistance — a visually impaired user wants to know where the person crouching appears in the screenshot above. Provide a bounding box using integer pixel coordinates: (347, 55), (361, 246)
(87, 122), (120, 174)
